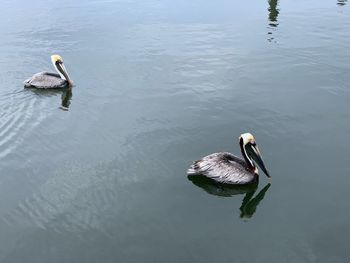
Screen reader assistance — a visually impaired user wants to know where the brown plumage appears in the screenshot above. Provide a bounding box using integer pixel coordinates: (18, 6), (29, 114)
(187, 133), (270, 185)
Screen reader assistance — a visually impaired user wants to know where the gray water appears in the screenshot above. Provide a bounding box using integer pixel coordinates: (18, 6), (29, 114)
(0, 0), (350, 262)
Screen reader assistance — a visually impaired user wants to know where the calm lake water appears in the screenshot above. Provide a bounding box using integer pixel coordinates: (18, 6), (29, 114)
(0, 0), (349, 262)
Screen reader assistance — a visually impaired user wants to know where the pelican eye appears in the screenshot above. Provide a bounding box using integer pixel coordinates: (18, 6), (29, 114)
(55, 60), (63, 66)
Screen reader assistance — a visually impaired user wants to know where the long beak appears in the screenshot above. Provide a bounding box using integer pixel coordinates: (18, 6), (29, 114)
(247, 144), (270, 178)
(56, 61), (73, 87)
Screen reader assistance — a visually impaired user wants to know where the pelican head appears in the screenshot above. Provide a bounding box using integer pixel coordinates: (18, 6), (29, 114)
(239, 133), (270, 178)
(51, 55), (72, 87)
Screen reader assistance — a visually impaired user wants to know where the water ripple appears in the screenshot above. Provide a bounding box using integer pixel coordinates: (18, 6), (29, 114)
(0, 90), (53, 160)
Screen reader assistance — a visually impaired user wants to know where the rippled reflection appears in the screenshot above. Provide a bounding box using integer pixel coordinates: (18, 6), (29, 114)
(337, 0), (347, 6)
(267, 0), (280, 42)
(26, 88), (73, 111)
(188, 176), (271, 219)
(60, 89), (73, 111)
(239, 183), (271, 218)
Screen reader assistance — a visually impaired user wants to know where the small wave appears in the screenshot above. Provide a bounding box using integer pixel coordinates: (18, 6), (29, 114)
(0, 89), (54, 160)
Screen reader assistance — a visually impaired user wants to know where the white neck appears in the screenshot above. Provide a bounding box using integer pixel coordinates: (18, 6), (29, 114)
(242, 145), (254, 168)
(52, 61), (66, 80)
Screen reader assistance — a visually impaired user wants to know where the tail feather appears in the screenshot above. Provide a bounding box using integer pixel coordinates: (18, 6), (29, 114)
(187, 160), (201, 175)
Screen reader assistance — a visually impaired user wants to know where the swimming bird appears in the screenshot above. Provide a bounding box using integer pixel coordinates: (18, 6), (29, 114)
(187, 133), (270, 185)
(24, 55), (73, 89)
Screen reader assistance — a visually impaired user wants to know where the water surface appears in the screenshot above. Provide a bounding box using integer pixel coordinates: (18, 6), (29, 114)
(0, 0), (350, 262)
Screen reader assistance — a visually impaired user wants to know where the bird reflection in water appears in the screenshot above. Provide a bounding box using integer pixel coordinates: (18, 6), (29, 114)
(188, 176), (271, 219)
(26, 88), (73, 111)
(239, 183), (270, 218)
(60, 89), (72, 111)
(337, 0), (347, 6)
(267, 0), (279, 42)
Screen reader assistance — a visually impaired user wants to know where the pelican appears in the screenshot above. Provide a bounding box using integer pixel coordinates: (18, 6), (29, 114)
(187, 133), (270, 185)
(24, 55), (73, 89)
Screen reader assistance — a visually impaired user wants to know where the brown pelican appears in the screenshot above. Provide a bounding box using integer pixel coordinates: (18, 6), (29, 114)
(24, 55), (73, 89)
(187, 133), (270, 185)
